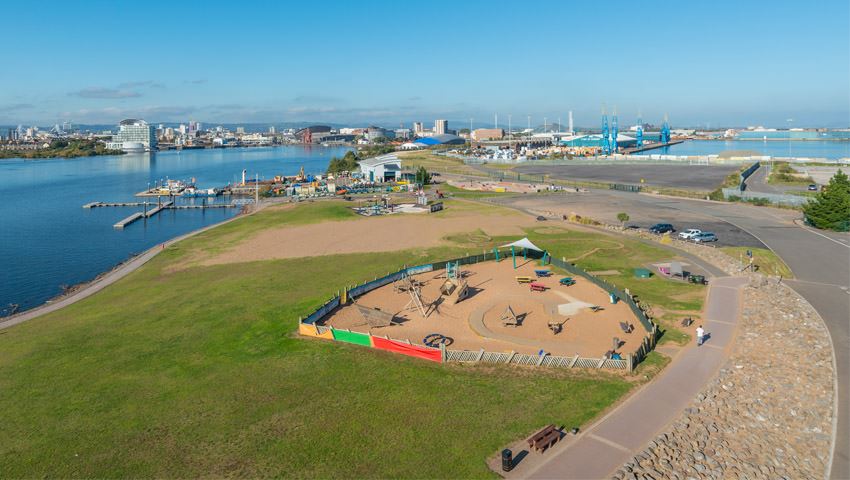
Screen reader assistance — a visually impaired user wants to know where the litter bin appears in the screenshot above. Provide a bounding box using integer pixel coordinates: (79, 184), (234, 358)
(501, 449), (513, 472)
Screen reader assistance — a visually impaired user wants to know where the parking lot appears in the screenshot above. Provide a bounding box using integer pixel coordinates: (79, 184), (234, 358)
(498, 192), (767, 248)
(513, 164), (740, 190)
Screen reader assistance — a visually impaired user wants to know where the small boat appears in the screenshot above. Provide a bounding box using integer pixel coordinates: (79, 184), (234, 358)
(181, 187), (219, 197)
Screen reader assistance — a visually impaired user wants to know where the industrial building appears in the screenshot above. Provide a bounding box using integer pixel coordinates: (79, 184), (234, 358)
(471, 128), (504, 141)
(359, 153), (402, 182)
(412, 133), (465, 147)
(560, 133), (637, 149)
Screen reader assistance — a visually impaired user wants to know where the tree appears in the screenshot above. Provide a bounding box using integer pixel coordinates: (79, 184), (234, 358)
(414, 166), (431, 186)
(803, 169), (850, 231)
(616, 212), (630, 226)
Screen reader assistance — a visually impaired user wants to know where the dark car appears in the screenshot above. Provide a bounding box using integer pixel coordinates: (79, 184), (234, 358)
(649, 223), (675, 234)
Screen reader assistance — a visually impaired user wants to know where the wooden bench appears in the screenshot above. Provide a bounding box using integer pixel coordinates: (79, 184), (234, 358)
(527, 425), (561, 453)
(515, 276), (533, 284)
(529, 282), (547, 292)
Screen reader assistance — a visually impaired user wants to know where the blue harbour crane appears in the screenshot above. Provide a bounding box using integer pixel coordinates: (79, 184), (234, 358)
(611, 108), (619, 154)
(601, 109), (610, 155)
(636, 113), (644, 147)
(660, 113), (671, 144)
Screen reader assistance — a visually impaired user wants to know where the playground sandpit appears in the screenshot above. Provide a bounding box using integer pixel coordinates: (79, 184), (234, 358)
(320, 260), (644, 357)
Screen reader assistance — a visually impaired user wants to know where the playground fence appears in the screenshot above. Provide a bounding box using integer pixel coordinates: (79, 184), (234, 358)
(297, 250), (657, 371)
(442, 349), (629, 370)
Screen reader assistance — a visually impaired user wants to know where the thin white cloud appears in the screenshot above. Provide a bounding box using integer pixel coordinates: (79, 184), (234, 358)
(70, 87), (142, 99)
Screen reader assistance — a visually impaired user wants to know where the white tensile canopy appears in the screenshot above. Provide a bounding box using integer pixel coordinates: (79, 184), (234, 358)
(499, 237), (544, 252)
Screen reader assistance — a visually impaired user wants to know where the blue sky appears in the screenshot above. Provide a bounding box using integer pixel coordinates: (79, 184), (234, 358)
(1, 0), (848, 128)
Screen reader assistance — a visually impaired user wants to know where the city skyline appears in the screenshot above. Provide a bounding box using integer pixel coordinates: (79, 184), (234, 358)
(1, 0), (848, 127)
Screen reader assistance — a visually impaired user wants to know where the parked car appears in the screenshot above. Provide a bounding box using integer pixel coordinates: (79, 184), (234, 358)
(808, 184), (818, 191)
(678, 228), (702, 240)
(692, 232), (718, 243)
(649, 223), (675, 234)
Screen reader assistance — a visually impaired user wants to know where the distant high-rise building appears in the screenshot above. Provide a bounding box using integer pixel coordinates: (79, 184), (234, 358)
(434, 119), (448, 135)
(178, 124), (187, 135)
(269, 126), (276, 134)
(236, 126), (245, 134)
(106, 118), (157, 151)
(413, 122), (423, 135)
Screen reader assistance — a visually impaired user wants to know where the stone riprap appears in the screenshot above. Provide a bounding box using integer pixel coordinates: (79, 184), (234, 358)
(599, 226), (835, 480)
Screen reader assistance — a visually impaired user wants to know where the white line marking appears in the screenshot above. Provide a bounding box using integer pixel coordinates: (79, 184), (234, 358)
(796, 221), (850, 249)
(587, 433), (632, 454)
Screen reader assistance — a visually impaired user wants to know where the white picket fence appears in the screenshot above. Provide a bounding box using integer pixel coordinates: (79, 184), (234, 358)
(444, 348), (629, 370)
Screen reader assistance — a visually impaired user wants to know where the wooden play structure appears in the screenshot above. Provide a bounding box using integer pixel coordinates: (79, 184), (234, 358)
(500, 305), (521, 327)
(353, 303), (396, 328)
(548, 318), (566, 334)
(438, 262), (470, 305)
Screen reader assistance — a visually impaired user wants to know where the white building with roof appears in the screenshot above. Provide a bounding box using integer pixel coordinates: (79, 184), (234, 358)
(359, 153), (401, 182)
(106, 119), (157, 151)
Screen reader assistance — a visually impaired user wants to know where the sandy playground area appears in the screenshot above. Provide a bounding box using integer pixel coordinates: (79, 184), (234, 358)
(321, 259), (644, 357)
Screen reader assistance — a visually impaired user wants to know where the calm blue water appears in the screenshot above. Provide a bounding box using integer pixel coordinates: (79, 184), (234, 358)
(649, 139), (850, 159)
(0, 146), (350, 314)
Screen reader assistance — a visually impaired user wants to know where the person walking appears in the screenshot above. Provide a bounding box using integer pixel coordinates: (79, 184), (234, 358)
(696, 325), (705, 346)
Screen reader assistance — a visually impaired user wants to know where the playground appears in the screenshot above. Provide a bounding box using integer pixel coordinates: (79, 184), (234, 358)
(320, 244), (644, 358)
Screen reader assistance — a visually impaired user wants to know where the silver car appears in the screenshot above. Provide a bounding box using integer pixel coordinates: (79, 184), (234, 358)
(692, 232), (718, 243)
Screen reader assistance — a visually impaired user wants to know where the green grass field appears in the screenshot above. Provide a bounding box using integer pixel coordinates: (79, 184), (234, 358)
(448, 226), (707, 313)
(0, 203), (637, 478)
(720, 246), (794, 278)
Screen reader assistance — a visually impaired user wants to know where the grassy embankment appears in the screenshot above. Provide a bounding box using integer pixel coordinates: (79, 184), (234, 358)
(397, 150), (484, 177)
(1, 201), (638, 478)
(720, 246), (794, 278)
(446, 226), (707, 346)
(768, 162), (815, 186)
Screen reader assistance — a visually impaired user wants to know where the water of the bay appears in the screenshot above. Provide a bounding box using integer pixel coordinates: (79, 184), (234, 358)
(0, 146), (350, 314)
(649, 139), (850, 159)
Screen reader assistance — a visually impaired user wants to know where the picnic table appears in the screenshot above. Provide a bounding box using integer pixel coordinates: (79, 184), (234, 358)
(559, 277), (575, 286)
(527, 424), (561, 452)
(534, 269), (552, 277)
(529, 282), (547, 292)
(515, 276), (533, 284)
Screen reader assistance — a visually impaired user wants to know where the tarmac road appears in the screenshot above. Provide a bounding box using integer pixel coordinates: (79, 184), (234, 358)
(499, 190), (850, 479)
(513, 164), (740, 190)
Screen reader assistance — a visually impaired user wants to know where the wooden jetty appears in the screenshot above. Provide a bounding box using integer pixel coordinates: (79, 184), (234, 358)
(84, 201), (148, 208)
(113, 212), (144, 229)
(168, 204), (237, 209)
(144, 200), (173, 218)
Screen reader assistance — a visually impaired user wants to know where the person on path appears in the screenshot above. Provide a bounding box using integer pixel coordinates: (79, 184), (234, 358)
(696, 325), (705, 346)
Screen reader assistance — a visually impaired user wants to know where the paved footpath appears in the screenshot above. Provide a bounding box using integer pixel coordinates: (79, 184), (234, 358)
(518, 276), (747, 479)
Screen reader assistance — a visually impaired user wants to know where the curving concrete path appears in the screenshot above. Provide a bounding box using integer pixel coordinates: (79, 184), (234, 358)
(503, 277), (747, 479)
